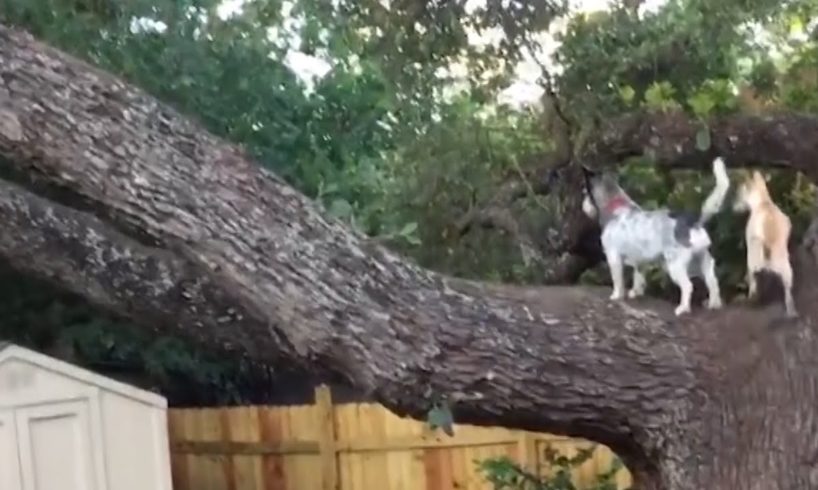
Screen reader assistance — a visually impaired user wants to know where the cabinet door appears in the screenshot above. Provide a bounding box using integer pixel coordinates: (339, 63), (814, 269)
(15, 400), (103, 490)
(0, 410), (22, 490)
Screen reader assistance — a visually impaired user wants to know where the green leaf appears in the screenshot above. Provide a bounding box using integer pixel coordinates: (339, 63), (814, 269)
(427, 403), (455, 436)
(398, 222), (418, 236)
(645, 82), (669, 109)
(618, 85), (635, 105)
(695, 127), (711, 151)
(688, 91), (715, 118)
(405, 234), (422, 246)
(327, 198), (354, 219)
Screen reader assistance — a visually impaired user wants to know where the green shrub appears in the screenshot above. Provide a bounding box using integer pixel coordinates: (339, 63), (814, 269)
(478, 444), (630, 490)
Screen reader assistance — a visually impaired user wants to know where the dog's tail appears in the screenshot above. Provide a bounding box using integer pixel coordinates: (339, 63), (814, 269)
(697, 156), (730, 226)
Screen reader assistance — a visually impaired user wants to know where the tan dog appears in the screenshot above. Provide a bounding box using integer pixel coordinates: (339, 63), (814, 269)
(733, 171), (797, 317)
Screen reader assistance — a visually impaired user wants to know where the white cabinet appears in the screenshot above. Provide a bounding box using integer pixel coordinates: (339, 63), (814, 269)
(0, 410), (22, 490)
(15, 399), (105, 490)
(0, 343), (172, 490)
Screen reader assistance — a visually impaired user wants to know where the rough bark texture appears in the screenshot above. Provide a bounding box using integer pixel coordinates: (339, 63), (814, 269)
(584, 110), (818, 178)
(2, 24), (818, 490)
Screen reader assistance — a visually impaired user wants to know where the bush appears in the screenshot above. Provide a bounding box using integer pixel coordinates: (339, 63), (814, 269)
(478, 444), (629, 490)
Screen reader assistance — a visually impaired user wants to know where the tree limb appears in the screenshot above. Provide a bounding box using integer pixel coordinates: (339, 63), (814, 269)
(582, 110), (818, 179)
(0, 177), (286, 363)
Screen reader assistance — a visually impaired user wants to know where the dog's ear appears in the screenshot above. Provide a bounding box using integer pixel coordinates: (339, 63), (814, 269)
(580, 165), (598, 190)
(580, 165), (598, 180)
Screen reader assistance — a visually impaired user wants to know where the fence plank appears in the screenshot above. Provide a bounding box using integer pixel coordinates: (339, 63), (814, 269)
(284, 404), (321, 490)
(516, 432), (538, 475)
(167, 410), (190, 490)
(190, 409), (223, 490)
(257, 407), (287, 490)
(219, 409), (238, 490)
(168, 401), (632, 490)
(228, 407), (263, 490)
(315, 385), (339, 490)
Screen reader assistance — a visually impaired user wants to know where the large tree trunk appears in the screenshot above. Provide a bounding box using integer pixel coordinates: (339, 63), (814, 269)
(2, 23), (818, 490)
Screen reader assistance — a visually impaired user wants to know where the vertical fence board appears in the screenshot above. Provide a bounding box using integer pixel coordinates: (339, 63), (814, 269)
(167, 410), (190, 490)
(315, 386), (338, 490)
(225, 406), (262, 490)
(219, 408), (238, 490)
(257, 407), (287, 490)
(345, 404), (365, 490)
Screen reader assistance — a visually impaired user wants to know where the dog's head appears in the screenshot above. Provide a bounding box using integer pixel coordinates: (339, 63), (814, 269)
(581, 167), (624, 220)
(733, 170), (769, 212)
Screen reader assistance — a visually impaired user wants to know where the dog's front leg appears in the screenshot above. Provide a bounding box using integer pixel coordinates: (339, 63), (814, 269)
(606, 252), (626, 301)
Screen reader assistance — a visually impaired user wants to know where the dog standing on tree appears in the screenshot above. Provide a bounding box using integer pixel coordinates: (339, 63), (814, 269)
(581, 158), (730, 316)
(733, 170), (798, 318)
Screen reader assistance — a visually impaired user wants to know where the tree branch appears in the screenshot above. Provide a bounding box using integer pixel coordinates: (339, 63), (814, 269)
(0, 177), (289, 362)
(582, 110), (818, 179)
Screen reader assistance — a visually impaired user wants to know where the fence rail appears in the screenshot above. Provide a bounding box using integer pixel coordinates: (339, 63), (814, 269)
(167, 386), (632, 490)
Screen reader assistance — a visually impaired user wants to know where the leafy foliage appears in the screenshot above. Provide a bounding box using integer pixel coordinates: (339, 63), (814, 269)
(426, 401), (455, 437)
(479, 444), (628, 490)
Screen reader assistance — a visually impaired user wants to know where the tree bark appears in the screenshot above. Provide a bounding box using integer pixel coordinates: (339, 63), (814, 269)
(2, 23), (818, 489)
(583, 109), (818, 179)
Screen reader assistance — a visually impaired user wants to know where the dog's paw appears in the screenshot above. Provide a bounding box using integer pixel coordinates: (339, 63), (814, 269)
(609, 291), (625, 301)
(707, 297), (723, 310)
(674, 304), (691, 316)
(627, 288), (644, 299)
(785, 308), (799, 319)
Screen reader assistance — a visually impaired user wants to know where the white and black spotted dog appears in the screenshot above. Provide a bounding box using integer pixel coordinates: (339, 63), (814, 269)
(581, 157), (730, 316)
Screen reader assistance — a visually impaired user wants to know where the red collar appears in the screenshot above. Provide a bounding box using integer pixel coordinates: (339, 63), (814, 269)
(604, 195), (631, 214)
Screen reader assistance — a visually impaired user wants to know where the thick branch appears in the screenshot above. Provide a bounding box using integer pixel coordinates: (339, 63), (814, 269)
(456, 205), (547, 266)
(455, 157), (599, 282)
(582, 110), (818, 179)
(455, 154), (564, 238)
(0, 178), (287, 361)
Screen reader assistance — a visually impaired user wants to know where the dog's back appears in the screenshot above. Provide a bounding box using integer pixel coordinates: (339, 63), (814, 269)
(601, 208), (709, 263)
(750, 201), (791, 254)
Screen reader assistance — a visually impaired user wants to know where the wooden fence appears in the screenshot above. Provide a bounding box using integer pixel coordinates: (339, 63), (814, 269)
(168, 386), (632, 490)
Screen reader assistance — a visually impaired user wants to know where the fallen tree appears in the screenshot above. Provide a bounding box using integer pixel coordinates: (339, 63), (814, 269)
(2, 23), (818, 490)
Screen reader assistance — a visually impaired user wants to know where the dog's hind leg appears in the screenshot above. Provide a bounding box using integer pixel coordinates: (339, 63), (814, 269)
(699, 251), (723, 310)
(628, 265), (646, 299)
(770, 246), (798, 318)
(606, 251), (626, 301)
(667, 255), (694, 316)
(745, 237), (765, 299)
